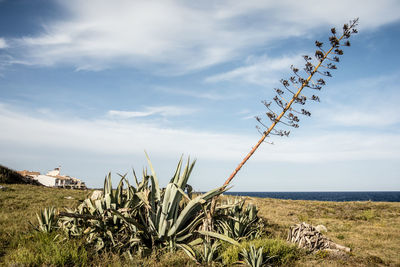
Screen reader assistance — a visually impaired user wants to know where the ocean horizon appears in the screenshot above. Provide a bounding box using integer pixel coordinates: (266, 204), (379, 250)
(223, 191), (400, 202)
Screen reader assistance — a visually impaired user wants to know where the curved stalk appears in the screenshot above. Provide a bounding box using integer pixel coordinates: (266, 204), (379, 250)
(223, 28), (352, 186)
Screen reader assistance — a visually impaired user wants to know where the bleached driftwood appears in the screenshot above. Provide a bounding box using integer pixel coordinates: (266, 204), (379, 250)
(287, 222), (350, 252)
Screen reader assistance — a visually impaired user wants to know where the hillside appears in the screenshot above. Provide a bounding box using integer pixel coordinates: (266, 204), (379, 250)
(0, 165), (39, 185)
(0, 184), (399, 266)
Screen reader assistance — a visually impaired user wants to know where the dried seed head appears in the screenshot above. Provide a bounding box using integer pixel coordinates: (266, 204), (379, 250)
(315, 50), (324, 60)
(317, 78), (325, 85)
(315, 41), (323, 48)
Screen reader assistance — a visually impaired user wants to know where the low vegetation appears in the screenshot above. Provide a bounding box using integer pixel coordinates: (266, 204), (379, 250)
(1, 178), (400, 266)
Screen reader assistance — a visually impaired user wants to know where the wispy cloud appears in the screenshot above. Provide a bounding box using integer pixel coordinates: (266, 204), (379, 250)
(107, 106), (195, 119)
(205, 54), (302, 84)
(1, 103), (399, 165)
(326, 108), (400, 127)
(314, 72), (400, 128)
(3, 0), (400, 73)
(156, 87), (241, 100)
(0, 38), (7, 49)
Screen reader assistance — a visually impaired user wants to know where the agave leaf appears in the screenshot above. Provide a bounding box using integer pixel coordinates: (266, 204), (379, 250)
(169, 186), (228, 236)
(84, 199), (96, 214)
(119, 174), (133, 200)
(132, 168), (140, 188)
(36, 213), (43, 227)
(95, 199), (103, 214)
(137, 174), (149, 192)
(106, 230), (116, 246)
(144, 152), (160, 196)
(44, 208), (49, 223)
(103, 173), (112, 195)
(170, 156), (183, 184)
(188, 237), (203, 246)
(135, 191), (150, 208)
(197, 230), (239, 246)
(175, 232), (193, 242)
(176, 243), (198, 263)
(109, 209), (145, 231)
(175, 210), (204, 237)
(256, 247), (263, 267)
(145, 152), (161, 216)
(105, 194), (111, 210)
(177, 158), (196, 189)
(159, 180), (186, 237)
(116, 176), (125, 205)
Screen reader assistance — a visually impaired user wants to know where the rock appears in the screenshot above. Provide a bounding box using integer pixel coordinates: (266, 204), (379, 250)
(315, 224), (328, 233)
(64, 196), (74, 200)
(90, 190), (103, 200)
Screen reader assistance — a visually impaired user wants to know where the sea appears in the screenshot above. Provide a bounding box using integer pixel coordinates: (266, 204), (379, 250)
(223, 191), (400, 202)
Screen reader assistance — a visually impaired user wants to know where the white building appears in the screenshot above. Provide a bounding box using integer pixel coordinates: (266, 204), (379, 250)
(19, 167), (86, 189)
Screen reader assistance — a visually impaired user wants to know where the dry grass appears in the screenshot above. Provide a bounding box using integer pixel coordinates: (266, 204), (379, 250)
(1, 184), (399, 266)
(247, 197), (400, 266)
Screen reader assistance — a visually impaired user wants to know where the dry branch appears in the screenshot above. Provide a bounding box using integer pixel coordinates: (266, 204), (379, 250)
(287, 222), (350, 253)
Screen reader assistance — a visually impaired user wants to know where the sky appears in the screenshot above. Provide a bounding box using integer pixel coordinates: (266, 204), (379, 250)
(1, 0), (400, 191)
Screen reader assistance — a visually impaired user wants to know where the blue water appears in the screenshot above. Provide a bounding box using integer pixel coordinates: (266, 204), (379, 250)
(224, 191), (400, 202)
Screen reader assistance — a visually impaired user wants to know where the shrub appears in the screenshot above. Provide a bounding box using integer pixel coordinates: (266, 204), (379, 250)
(221, 237), (300, 266)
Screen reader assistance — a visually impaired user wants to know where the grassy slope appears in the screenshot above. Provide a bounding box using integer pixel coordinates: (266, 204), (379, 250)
(0, 184), (90, 261)
(0, 165), (39, 184)
(1, 184), (399, 266)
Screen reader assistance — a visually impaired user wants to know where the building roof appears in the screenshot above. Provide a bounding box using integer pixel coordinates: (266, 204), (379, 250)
(17, 170), (40, 176)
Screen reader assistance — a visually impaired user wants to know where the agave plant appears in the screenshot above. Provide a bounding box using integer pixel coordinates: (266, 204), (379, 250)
(34, 207), (58, 233)
(239, 245), (275, 267)
(179, 237), (221, 265)
(58, 154), (231, 254)
(215, 198), (263, 241)
(178, 230), (239, 265)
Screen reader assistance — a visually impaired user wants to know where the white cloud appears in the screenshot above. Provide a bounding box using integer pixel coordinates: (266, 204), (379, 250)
(205, 54), (302, 84)
(156, 87), (242, 100)
(0, 38), (7, 49)
(314, 72), (400, 128)
(107, 106), (195, 118)
(327, 109), (400, 127)
(4, 0), (400, 73)
(1, 104), (399, 165)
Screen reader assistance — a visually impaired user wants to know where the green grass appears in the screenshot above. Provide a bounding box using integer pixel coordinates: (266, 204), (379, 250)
(0, 184), (89, 263)
(5, 232), (88, 266)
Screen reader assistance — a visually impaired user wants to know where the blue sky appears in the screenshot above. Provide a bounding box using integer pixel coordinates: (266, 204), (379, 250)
(1, 0), (400, 191)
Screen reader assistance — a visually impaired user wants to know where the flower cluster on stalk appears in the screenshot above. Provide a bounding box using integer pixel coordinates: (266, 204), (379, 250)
(255, 18), (359, 141)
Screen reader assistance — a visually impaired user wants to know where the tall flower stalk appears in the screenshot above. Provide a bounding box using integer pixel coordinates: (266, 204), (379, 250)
(223, 18), (359, 186)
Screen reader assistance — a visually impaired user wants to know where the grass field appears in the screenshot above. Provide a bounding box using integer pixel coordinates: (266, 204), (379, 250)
(1, 183), (399, 266)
